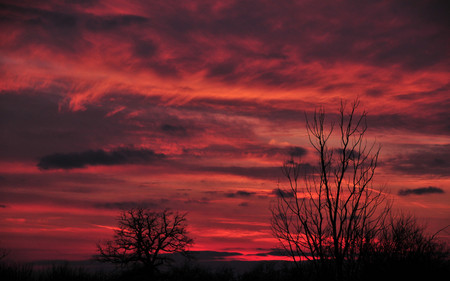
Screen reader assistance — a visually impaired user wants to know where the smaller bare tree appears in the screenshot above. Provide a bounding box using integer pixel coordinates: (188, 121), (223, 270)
(96, 208), (193, 272)
(376, 213), (448, 262)
(360, 213), (449, 280)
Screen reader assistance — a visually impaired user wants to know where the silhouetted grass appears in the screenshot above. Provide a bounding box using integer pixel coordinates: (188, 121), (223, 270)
(0, 262), (33, 281)
(0, 262), (110, 281)
(1, 256), (449, 281)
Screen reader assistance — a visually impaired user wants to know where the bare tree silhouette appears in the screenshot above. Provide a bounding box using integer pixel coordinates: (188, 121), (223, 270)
(271, 100), (390, 281)
(95, 208), (193, 273)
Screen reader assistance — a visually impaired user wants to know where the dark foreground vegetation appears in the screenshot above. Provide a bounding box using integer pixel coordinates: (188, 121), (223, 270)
(0, 261), (286, 281)
(1, 256), (449, 281)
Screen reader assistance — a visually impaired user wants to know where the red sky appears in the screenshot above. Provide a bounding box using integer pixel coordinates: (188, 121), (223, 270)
(0, 0), (449, 262)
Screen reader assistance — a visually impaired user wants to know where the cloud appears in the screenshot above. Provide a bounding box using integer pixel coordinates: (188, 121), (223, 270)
(188, 250), (243, 261)
(184, 197), (210, 205)
(133, 39), (158, 58)
(0, 91), (154, 161)
(335, 148), (362, 160)
(37, 147), (165, 170)
(365, 88), (385, 97)
(94, 200), (161, 210)
(2, 91), (274, 163)
(386, 144), (450, 176)
(184, 144), (308, 162)
(255, 249), (290, 257)
(225, 190), (256, 198)
(271, 188), (294, 198)
(207, 62), (237, 78)
(0, 171), (127, 191)
(368, 111), (450, 136)
(288, 146), (307, 158)
(2, 0), (447, 102)
(203, 166), (281, 180)
(255, 249), (314, 258)
(398, 186), (445, 196)
(160, 124), (188, 136)
(84, 14), (149, 33)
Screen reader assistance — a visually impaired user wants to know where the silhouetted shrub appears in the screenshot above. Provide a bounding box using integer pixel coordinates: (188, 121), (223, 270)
(360, 214), (449, 281)
(0, 262), (34, 281)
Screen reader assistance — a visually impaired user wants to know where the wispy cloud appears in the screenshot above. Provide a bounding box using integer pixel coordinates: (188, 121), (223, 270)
(386, 145), (450, 176)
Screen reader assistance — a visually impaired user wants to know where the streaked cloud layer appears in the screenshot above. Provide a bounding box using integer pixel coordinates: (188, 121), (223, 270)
(0, 0), (449, 261)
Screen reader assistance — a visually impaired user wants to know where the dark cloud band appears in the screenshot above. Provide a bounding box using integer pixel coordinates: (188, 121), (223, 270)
(272, 188), (294, 198)
(37, 147), (165, 170)
(225, 190), (256, 198)
(398, 186), (444, 196)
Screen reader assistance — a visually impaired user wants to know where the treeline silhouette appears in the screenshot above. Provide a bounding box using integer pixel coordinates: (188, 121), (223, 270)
(1, 251), (448, 281)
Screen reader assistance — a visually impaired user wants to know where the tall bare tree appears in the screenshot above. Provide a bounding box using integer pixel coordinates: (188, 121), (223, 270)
(96, 208), (193, 272)
(271, 100), (390, 280)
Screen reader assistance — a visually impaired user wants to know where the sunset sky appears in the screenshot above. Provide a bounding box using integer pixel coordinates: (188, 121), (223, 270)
(0, 0), (449, 262)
